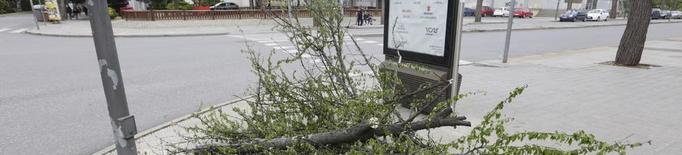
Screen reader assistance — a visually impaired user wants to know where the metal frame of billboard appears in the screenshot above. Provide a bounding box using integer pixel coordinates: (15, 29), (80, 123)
(382, 0), (460, 68)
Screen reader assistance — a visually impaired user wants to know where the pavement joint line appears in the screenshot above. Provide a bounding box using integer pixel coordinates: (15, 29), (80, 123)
(92, 97), (252, 155)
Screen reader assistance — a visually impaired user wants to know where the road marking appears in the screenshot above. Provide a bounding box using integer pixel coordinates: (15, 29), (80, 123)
(460, 60), (473, 65)
(264, 43), (279, 46)
(276, 46), (296, 50)
(0, 28), (10, 32)
(9, 28), (27, 33)
(257, 40), (289, 43)
(282, 49), (298, 54)
(362, 40), (378, 44)
(355, 38), (365, 41)
(226, 34), (244, 38)
(308, 59), (322, 63)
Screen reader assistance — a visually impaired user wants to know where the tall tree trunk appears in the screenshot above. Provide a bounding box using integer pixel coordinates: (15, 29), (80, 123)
(567, 0), (573, 10)
(609, 0), (618, 19)
(474, 0), (483, 22)
(615, 0), (652, 66)
(592, 0), (599, 9)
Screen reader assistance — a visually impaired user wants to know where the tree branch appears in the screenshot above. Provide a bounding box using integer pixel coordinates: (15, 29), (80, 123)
(188, 117), (470, 153)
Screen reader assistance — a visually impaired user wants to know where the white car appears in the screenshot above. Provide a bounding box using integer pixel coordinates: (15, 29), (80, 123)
(586, 9), (609, 21)
(493, 7), (510, 17)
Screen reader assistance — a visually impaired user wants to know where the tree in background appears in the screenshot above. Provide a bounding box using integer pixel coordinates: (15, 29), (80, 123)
(107, 0), (128, 13)
(0, 0), (15, 14)
(474, 0), (483, 23)
(567, 0), (573, 10)
(615, 0), (652, 66)
(609, 0), (618, 19)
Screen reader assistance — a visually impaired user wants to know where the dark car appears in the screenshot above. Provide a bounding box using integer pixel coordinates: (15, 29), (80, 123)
(464, 7), (475, 16)
(210, 2), (239, 10)
(651, 8), (662, 19)
(559, 10), (587, 22)
(661, 10), (673, 19)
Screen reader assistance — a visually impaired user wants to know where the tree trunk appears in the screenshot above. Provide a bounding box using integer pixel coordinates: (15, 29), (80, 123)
(474, 0), (483, 22)
(615, 0), (652, 66)
(609, 0), (618, 19)
(592, 0), (599, 9)
(567, 0), (573, 10)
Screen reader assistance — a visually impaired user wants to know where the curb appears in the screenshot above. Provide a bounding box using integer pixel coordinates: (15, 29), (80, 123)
(349, 20), (682, 37)
(25, 30), (231, 38)
(91, 97), (250, 155)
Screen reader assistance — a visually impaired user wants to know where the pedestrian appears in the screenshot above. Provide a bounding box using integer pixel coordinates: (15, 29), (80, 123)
(82, 5), (88, 16)
(356, 8), (364, 26)
(364, 11), (372, 25)
(66, 5), (73, 19)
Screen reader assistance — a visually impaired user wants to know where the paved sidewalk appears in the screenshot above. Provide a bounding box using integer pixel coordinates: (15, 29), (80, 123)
(25, 16), (682, 37)
(94, 37), (682, 154)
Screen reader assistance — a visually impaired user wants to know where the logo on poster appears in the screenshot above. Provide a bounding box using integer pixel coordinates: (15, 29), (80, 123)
(425, 27), (439, 36)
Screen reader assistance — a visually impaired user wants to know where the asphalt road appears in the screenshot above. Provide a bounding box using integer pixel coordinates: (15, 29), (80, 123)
(2, 13), (682, 155)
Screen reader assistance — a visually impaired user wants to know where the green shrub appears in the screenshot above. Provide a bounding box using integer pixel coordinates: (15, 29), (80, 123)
(108, 7), (118, 19)
(165, 1), (192, 10)
(0, 0), (15, 14)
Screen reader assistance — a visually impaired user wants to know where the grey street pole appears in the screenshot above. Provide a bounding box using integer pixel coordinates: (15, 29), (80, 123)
(287, 0), (292, 20)
(554, 0), (560, 21)
(86, 0), (138, 154)
(502, 0), (515, 63)
(29, 0), (40, 30)
(449, 0), (465, 111)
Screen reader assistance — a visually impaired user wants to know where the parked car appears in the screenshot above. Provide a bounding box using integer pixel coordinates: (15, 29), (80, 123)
(672, 11), (682, 19)
(513, 8), (533, 18)
(210, 2), (239, 10)
(661, 10), (673, 19)
(493, 7), (509, 17)
(586, 9), (609, 21)
(559, 10), (587, 22)
(480, 6), (495, 17)
(463, 7), (476, 16)
(651, 8), (663, 19)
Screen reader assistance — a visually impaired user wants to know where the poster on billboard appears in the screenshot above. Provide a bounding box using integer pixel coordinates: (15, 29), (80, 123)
(383, 0), (458, 67)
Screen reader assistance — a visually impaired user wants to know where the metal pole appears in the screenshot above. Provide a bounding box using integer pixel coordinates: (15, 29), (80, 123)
(554, 0), (560, 21)
(86, 0), (138, 154)
(39, 0), (47, 25)
(287, 0), (292, 20)
(502, 0), (515, 63)
(29, 0), (40, 30)
(449, 0), (465, 111)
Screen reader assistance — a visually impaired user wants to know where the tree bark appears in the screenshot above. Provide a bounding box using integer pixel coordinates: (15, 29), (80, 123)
(609, 0), (618, 19)
(615, 0), (652, 66)
(474, 0), (483, 22)
(567, 0), (573, 10)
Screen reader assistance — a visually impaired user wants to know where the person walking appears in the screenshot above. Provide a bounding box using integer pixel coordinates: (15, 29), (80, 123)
(356, 8), (364, 26)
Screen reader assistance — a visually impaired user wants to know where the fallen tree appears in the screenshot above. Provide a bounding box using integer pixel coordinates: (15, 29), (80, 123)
(179, 0), (648, 154)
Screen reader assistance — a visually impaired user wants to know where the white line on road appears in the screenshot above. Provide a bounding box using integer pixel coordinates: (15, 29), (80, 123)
(9, 28), (27, 33)
(459, 60), (473, 65)
(282, 49), (298, 54)
(264, 43), (279, 46)
(362, 40), (378, 44)
(0, 28), (10, 32)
